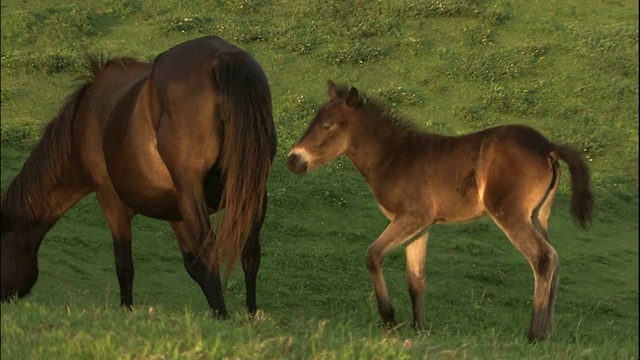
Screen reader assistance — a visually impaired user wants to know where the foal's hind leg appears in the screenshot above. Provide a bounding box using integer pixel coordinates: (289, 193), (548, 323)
(532, 160), (560, 243)
(489, 212), (559, 342)
(530, 163), (561, 337)
(170, 221), (228, 318)
(241, 194), (267, 316)
(481, 145), (560, 342)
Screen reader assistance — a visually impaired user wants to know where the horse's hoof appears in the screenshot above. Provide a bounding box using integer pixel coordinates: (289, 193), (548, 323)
(527, 332), (551, 343)
(383, 320), (398, 330)
(212, 310), (230, 320)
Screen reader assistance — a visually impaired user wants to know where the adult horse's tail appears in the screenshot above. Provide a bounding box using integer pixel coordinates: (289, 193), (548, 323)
(211, 52), (275, 276)
(552, 144), (594, 228)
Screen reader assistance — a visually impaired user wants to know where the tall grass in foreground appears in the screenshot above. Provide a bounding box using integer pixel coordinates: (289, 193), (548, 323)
(2, 296), (637, 359)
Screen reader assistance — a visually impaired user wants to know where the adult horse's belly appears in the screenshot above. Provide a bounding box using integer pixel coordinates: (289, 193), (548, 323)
(101, 112), (181, 219)
(107, 142), (182, 220)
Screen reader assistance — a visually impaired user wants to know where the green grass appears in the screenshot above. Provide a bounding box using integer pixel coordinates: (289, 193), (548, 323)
(1, 0), (638, 358)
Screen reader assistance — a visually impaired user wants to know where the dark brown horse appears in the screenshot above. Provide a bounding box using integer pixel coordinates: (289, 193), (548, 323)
(287, 81), (593, 342)
(1, 36), (277, 318)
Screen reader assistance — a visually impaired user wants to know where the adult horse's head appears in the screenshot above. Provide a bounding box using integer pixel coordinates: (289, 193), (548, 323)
(1, 200), (42, 302)
(287, 80), (359, 175)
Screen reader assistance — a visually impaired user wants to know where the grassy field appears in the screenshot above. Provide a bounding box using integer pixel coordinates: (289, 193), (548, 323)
(1, 0), (638, 359)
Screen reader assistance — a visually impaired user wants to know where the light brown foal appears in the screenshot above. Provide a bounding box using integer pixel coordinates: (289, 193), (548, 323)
(287, 81), (593, 342)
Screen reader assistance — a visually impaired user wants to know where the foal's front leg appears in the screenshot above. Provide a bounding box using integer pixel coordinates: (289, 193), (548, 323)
(366, 215), (428, 328)
(405, 233), (428, 330)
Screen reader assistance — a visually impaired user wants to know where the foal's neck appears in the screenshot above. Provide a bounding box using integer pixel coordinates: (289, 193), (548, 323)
(345, 112), (416, 180)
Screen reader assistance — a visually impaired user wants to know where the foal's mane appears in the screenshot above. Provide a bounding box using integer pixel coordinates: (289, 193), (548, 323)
(334, 84), (426, 138)
(1, 56), (112, 229)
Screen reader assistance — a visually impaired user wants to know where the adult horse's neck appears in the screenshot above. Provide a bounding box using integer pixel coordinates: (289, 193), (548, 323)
(0, 142), (89, 301)
(2, 99), (92, 247)
(2, 77), (96, 242)
(2, 148), (90, 237)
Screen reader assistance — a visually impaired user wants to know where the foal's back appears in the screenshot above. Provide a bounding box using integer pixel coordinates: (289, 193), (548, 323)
(374, 124), (557, 224)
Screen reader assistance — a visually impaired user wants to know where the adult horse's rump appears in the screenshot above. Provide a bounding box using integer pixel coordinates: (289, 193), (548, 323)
(1, 36), (277, 318)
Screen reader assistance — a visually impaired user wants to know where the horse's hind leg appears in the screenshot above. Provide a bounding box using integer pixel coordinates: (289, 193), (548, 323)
(405, 233), (428, 331)
(530, 160), (561, 335)
(489, 212), (558, 342)
(96, 192), (134, 308)
(170, 221), (227, 318)
(241, 194), (267, 316)
(156, 109), (225, 317)
(532, 159), (560, 242)
(481, 145), (560, 342)
(168, 188), (227, 317)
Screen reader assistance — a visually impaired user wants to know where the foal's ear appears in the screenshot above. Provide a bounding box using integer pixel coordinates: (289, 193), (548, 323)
(327, 80), (338, 100)
(346, 87), (359, 108)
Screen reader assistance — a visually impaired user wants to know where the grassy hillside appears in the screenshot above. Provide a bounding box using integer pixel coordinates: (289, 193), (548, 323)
(1, 0), (638, 359)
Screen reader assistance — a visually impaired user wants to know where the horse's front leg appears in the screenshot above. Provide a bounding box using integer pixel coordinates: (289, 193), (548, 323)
(97, 192), (134, 308)
(170, 220), (228, 319)
(405, 233), (428, 331)
(366, 215), (429, 329)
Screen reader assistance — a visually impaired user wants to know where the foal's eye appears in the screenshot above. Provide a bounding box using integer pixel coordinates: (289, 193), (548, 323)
(321, 123), (332, 130)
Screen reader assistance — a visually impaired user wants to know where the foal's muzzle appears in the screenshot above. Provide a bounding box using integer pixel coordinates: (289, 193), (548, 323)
(287, 152), (308, 175)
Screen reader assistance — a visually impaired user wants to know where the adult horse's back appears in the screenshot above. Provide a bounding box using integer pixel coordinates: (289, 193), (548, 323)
(1, 36), (277, 318)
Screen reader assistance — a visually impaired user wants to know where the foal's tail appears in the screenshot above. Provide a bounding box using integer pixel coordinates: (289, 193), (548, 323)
(211, 51), (276, 276)
(551, 144), (593, 228)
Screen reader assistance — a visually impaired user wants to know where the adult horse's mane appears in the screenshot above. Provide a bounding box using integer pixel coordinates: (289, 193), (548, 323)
(333, 83), (426, 138)
(0, 56), (129, 229)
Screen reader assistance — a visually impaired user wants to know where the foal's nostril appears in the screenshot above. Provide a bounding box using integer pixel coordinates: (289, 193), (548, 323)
(287, 153), (299, 168)
(287, 153), (308, 175)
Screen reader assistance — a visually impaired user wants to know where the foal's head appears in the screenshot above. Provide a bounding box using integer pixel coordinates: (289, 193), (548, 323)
(287, 81), (360, 175)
